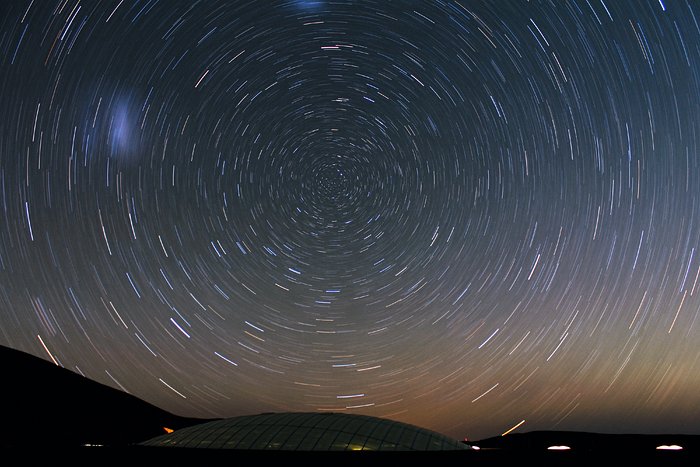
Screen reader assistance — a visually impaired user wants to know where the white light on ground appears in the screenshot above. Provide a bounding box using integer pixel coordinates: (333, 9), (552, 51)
(547, 445), (571, 450)
(656, 445), (683, 450)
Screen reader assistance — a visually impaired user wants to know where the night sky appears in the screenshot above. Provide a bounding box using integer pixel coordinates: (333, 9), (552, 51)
(2, 0), (700, 440)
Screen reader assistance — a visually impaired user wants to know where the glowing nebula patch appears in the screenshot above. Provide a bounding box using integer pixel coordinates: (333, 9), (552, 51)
(103, 96), (141, 162)
(290, 0), (324, 11)
(110, 102), (132, 153)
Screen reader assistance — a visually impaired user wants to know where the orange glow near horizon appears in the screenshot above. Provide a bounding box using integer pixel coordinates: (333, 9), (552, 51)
(163, 427), (174, 434)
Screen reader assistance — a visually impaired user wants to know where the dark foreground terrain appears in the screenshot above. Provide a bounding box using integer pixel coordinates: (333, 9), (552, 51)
(9, 444), (697, 467)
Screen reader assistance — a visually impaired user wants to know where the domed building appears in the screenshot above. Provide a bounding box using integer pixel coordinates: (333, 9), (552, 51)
(141, 412), (470, 451)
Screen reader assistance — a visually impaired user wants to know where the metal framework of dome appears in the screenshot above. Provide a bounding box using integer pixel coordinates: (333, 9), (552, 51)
(141, 412), (469, 451)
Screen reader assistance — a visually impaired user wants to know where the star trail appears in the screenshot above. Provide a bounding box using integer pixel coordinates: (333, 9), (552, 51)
(1, 0), (700, 440)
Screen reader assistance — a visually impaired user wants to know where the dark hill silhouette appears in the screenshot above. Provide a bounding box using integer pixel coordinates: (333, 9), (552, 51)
(0, 345), (211, 447)
(471, 430), (700, 452)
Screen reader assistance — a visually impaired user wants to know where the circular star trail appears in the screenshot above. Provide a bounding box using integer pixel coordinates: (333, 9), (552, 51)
(2, 0), (700, 439)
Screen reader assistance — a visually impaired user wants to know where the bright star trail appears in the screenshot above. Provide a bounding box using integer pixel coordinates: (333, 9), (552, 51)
(1, 1), (700, 440)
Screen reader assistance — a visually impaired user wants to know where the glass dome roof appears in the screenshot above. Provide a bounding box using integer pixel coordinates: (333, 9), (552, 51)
(141, 412), (469, 451)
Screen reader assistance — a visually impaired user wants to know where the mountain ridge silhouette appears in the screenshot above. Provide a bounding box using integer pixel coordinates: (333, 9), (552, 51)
(0, 344), (211, 447)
